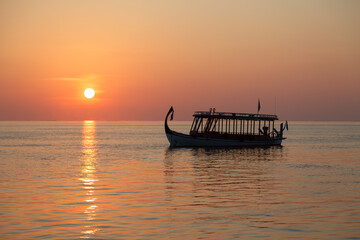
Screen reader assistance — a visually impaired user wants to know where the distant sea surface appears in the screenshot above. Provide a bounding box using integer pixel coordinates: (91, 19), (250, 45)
(0, 121), (360, 239)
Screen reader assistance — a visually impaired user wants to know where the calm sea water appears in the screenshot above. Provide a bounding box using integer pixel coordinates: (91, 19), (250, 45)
(0, 121), (359, 239)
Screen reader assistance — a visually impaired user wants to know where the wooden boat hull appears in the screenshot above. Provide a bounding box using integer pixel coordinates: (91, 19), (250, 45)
(165, 106), (284, 148)
(166, 131), (283, 148)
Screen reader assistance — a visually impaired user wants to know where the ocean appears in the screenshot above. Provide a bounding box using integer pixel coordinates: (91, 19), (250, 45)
(0, 121), (359, 239)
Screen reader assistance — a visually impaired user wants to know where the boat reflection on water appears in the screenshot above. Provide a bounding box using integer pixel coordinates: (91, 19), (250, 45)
(164, 147), (286, 208)
(79, 121), (99, 238)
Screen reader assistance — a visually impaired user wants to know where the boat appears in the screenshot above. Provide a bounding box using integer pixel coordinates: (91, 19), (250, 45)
(165, 106), (287, 148)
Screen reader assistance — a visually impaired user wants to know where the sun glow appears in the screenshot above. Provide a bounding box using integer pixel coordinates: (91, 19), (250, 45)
(84, 88), (95, 99)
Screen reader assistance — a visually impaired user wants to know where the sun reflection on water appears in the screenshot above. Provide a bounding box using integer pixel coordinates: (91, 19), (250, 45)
(80, 120), (99, 238)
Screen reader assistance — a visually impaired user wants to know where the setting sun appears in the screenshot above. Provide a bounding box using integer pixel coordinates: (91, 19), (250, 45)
(84, 88), (95, 99)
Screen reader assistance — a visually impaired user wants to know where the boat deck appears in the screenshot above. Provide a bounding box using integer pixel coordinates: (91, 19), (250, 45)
(193, 111), (278, 120)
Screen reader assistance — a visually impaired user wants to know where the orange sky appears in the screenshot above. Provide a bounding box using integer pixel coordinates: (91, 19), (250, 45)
(1, 0), (359, 120)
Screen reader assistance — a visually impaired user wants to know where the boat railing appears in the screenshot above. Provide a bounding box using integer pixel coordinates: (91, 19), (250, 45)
(193, 111), (277, 119)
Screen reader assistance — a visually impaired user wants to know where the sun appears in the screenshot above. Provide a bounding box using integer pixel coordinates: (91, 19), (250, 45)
(84, 88), (95, 99)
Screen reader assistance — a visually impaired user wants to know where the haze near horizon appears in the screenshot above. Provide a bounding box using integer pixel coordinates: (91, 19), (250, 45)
(1, 0), (359, 121)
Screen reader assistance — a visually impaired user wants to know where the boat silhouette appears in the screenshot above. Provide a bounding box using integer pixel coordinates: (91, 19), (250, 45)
(165, 106), (287, 148)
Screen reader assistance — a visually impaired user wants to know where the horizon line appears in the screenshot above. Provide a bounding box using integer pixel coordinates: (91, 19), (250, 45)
(1, 120), (360, 122)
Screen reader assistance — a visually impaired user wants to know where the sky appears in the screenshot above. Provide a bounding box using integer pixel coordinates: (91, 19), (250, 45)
(1, 0), (359, 121)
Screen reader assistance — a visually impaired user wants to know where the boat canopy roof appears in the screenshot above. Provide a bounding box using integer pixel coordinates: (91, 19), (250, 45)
(193, 111), (278, 121)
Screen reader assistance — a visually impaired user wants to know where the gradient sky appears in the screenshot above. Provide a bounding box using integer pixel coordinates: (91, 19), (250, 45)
(1, 0), (359, 120)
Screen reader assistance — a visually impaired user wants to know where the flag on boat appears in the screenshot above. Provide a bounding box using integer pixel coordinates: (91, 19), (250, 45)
(257, 99), (261, 113)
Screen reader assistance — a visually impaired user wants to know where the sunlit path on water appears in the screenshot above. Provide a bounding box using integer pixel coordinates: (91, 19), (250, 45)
(80, 121), (99, 238)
